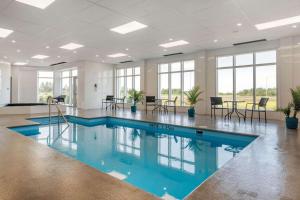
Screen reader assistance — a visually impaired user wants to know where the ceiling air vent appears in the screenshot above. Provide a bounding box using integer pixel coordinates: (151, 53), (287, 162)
(50, 62), (67, 66)
(163, 52), (183, 57)
(120, 60), (133, 64)
(233, 39), (267, 46)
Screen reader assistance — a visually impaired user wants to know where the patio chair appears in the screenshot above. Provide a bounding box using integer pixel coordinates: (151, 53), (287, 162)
(210, 97), (229, 118)
(164, 96), (178, 114)
(102, 95), (114, 110)
(54, 95), (66, 104)
(244, 97), (269, 123)
(145, 96), (156, 114)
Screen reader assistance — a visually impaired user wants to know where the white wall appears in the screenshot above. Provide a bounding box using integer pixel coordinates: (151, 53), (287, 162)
(11, 66), (53, 103)
(79, 61), (114, 109)
(0, 62), (11, 106)
(10, 61), (114, 109)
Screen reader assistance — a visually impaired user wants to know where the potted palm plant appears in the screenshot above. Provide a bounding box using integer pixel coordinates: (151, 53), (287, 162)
(127, 89), (144, 113)
(184, 86), (203, 117)
(278, 86), (300, 129)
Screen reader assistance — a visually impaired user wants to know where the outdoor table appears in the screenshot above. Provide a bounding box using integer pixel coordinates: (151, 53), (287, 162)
(224, 100), (246, 121)
(152, 99), (168, 113)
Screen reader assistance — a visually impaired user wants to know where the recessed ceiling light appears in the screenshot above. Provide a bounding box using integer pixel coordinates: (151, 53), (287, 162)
(107, 53), (127, 58)
(17, 49), (21, 53)
(3, 56), (8, 59)
(159, 40), (189, 48)
(32, 54), (49, 59)
(14, 62), (27, 66)
(169, 38), (173, 41)
(0, 28), (13, 38)
(96, 54), (99, 57)
(213, 39), (218, 43)
(110, 21), (148, 34)
(60, 42), (84, 50)
(73, 51), (77, 54)
(292, 25), (297, 28)
(57, 55), (61, 58)
(237, 23), (242, 26)
(11, 40), (16, 43)
(16, 0), (56, 9)
(255, 15), (300, 30)
(125, 48), (129, 51)
(46, 46), (50, 49)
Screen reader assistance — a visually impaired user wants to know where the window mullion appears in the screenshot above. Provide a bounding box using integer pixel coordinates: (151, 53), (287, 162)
(233, 56), (236, 101)
(181, 61), (184, 106)
(168, 64), (171, 101)
(253, 53), (256, 103)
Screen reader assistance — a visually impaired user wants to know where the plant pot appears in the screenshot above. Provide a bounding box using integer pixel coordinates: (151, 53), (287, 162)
(131, 105), (137, 113)
(286, 117), (298, 129)
(188, 107), (195, 117)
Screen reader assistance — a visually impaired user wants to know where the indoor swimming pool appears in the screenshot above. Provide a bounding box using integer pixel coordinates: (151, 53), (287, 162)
(10, 116), (257, 200)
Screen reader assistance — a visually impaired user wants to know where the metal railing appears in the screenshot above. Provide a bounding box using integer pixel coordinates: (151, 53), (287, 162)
(47, 97), (70, 144)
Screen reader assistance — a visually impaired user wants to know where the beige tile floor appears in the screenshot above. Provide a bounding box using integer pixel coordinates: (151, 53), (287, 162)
(0, 108), (299, 200)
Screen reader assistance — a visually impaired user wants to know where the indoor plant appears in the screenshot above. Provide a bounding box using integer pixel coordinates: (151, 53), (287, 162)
(278, 86), (300, 129)
(127, 89), (144, 113)
(184, 86), (203, 117)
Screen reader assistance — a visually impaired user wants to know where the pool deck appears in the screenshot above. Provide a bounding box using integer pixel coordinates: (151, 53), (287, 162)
(0, 108), (300, 200)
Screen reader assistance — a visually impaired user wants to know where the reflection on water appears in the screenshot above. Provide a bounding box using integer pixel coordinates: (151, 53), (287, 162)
(15, 123), (253, 200)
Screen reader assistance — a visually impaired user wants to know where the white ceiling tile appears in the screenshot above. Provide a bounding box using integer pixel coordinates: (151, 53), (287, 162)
(0, 0), (299, 65)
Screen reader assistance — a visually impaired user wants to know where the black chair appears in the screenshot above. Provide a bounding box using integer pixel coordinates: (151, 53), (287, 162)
(210, 97), (229, 118)
(102, 95), (114, 110)
(244, 97), (269, 123)
(145, 96), (156, 114)
(53, 95), (66, 104)
(164, 96), (178, 114)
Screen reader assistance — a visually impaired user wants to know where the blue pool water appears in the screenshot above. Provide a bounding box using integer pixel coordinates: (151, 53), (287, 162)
(10, 116), (256, 199)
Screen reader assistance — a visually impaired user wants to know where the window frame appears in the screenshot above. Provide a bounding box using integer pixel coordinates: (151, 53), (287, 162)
(216, 50), (277, 110)
(60, 68), (78, 106)
(157, 60), (195, 107)
(37, 71), (54, 103)
(115, 66), (141, 98)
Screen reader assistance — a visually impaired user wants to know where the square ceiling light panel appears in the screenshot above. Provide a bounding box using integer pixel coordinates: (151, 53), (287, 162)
(255, 15), (300, 30)
(60, 43), (84, 50)
(16, 0), (56, 9)
(110, 21), (148, 34)
(32, 55), (49, 59)
(0, 28), (14, 38)
(14, 62), (28, 66)
(107, 53), (127, 58)
(159, 40), (189, 48)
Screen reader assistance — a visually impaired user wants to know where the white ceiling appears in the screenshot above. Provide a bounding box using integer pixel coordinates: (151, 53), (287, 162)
(0, 0), (300, 66)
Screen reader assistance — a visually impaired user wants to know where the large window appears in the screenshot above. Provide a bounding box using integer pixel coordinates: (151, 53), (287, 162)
(115, 67), (140, 98)
(37, 71), (54, 103)
(61, 69), (78, 105)
(217, 50), (277, 110)
(158, 60), (195, 106)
